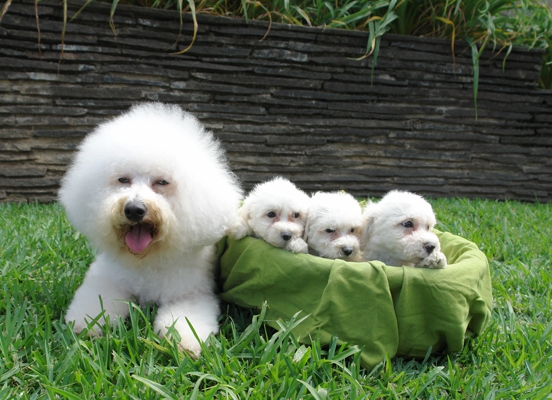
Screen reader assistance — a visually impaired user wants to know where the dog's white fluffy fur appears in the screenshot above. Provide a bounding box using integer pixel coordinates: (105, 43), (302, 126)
(227, 177), (310, 253)
(59, 102), (243, 356)
(305, 191), (363, 261)
(361, 190), (447, 268)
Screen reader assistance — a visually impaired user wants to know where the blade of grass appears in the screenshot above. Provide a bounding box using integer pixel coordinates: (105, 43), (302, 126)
(434, 16), (456, 71)
(0, 0), (12, 23)
(34, 0), (41, 57)
(59, 0), (67, 68)
(132, 375), (179, 400)
(69, 0), (96, 22)
(173, 0), (198, 54)
(109, 0), (120, 34)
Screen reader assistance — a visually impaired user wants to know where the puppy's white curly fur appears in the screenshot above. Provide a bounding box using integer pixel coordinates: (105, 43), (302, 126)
(305, 191), (363, 261)
(227, 177), (309, 253)
(361, 190), (447, 268)
(59, 102), (243, 356)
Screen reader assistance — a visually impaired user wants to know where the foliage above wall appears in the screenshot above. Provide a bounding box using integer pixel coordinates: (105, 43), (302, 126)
(4, 0), (546, 88)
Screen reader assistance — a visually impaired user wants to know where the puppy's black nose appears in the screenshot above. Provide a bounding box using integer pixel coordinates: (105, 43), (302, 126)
(424, 243), (436, 255)
(281, 233), (292, 241)
(342, 247), (353, 256)
(124, 201), (147, 222)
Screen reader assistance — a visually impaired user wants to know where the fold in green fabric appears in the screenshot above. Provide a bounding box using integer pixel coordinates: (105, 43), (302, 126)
(217, 230), (492, 369)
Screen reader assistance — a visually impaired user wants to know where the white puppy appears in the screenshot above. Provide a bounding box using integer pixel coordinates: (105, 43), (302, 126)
(58, 102), (243, 356)
(361, 190), (447, 268)
(305, 191), (363, 261)
(227, 177), (309, 253)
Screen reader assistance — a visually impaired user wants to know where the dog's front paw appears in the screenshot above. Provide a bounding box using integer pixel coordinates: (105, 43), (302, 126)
(66, 315), (104, 337)
(286, 238), (308, 254)
(416, 251), (447, 269)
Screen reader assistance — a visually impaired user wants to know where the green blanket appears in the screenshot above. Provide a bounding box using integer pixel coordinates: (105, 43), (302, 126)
(218, 230), (492, 369)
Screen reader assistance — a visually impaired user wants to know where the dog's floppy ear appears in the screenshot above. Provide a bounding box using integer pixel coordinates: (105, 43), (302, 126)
(226, 202), (253, 239)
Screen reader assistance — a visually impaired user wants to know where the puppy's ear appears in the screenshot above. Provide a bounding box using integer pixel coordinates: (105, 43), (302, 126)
(302, 216), (310, 242)
(360, 208), (376, 249)
(353, 224), (365, 239)
(226, 203), (253, 239)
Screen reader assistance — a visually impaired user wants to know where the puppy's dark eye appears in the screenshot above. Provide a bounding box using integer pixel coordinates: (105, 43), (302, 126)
(292, 212), (300, 218)
(267, 211), (276, 218)
(118, 177), (130, 184)
(402, 221), (414, 228)
(156, 179), (170, 186)
(350, 228), (355, 233)
(325, 228), (335, 233)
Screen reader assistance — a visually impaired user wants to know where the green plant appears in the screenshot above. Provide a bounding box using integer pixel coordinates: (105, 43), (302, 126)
(374, 0), (552, 114)
(1, 0), (550, 95)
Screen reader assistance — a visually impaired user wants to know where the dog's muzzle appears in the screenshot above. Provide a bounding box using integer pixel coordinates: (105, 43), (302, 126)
(123, 200), (153, 254)
(424, 243), (436, 255)
(342, 246), (354, 257)
(281, 232), (292, 241)
(124, 200), (147, 222)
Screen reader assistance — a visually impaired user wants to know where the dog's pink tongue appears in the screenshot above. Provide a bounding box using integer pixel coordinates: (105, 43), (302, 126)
(125, 224), (153, 253)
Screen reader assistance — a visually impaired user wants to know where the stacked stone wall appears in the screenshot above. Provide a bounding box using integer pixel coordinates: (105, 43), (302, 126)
(1, 0), (551, 202)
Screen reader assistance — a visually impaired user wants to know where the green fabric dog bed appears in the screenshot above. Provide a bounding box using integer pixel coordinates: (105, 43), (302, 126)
(217, 230), (492, 369)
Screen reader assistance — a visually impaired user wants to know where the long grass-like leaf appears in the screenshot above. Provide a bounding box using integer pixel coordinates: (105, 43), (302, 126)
(0, 0), (13, 24)
(241, 0), (249, 21)
(435, 16), (456, 70)
(501, 43), (512, 72)
(132, 375), (179, 400)
(464, 36), (480, 120)
(292, 5), (312, 26)
(69, 0), (96, 22)
(59, 0), (67, 67)
(246, 1), (273, 39)
(173, 0), (198, 54)
(298, 379), (326, 400)
(109, 0), (120, 34)
(34, 0), (41, 56)
(44, 386), (82, 400)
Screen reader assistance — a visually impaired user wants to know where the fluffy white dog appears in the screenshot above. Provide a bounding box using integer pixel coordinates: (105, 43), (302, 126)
(227, 177), (309, 253)
(361, 190), (447, 268)
(305, 191), (363, 261)
(58, 102), (243, 356)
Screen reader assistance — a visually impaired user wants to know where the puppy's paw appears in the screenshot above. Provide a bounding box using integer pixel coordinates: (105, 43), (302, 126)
(416, 251), (447, 269)
(285, 238), (308, 254)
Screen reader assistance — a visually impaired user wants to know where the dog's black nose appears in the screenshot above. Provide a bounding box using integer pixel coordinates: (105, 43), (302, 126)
(281, 233), (292, 241)
(124, 201), (147, 222)
(424, 243), (436, 255)
(342, 247), (353, 256)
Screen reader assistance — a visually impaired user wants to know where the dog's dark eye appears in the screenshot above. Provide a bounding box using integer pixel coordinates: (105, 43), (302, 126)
(325, 228), (335, 233)
(156, 179), (170, 186)
(292, 212), (300, 218)
(350, 228), (355, 233)
(267, 211), (276, 218)
(118, 177), (130, 184)
(402, 221), (414, 228)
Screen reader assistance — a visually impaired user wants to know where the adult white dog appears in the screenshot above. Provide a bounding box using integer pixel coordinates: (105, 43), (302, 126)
(227, 177), (309, 253)
(305, 191), (363, 261)
(59, 102), (243, 356)
(361, 190), (447, 268)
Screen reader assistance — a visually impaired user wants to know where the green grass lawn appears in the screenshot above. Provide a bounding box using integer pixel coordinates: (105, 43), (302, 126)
(1, 198), (551, 398)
